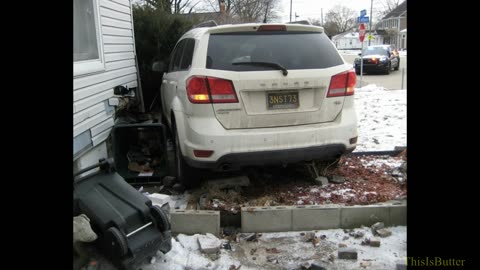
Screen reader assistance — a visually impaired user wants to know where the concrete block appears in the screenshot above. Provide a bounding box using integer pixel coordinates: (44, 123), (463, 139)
(376, 228), (392, 237)
(314, 176), (329, 186)
(205, 176), (250, 189)
(389, 205), (407, 226)
(338, 247), (357, 260)
(340, 205), (390, 228)
(291, 205), (340, 231)
(241, 206), (292, 232)
(170, 210), (220, 236)
(369, 237), (381, 247)
(197, 233), (221, 254)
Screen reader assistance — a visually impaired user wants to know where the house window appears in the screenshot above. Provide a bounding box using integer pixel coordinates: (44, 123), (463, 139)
(74, 0), (104, 76)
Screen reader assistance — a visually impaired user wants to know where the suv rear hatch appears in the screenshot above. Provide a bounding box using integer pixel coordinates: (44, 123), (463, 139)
(202, 24), (352, 129)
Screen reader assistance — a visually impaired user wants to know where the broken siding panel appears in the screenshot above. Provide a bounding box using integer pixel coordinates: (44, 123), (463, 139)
(74, 66), (136, 90)
(104, 44), (134, 53)
(74, 102), (105, 125)
(74, 130), (93, 156)
(101, 17), (132, 29)
(104, 52), (135, 62)
(103, 36), (133, 45)
(100, 0), (130, 15)
(73, 0), (137, 158)
(74, 111), (109, 137)
(100, 6), (131, 22)
(74, 90), (114, 113)
(92, 128), (113, 147)
(74, 74), (137, 101)
(91, 117), (115, 137)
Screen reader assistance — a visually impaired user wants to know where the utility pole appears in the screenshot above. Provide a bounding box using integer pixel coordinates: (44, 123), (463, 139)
(368, 0), (373, 45)
(290, 0), (292, 22)
(321, 8), (323, 25)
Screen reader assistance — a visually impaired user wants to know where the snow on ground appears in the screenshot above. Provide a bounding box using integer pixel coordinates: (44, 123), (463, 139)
(339, 49), (362, 55)
(354, 84), (406, 151)
(138, 226), (406, 270)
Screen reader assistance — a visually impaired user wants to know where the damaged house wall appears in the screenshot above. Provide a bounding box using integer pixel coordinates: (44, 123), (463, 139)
(74, 0), (140, 172)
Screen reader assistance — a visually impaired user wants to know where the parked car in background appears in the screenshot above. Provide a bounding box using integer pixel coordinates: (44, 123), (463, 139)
(354, 45), (400, 75)
(153, 22), (358, 186)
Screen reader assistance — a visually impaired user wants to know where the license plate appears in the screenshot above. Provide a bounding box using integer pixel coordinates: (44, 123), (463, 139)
(267, 91), (299, 110)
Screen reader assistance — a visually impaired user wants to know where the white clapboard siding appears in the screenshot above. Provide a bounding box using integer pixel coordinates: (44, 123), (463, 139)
(101, 17), (132, 29)
(74, 0), (137, 159)
(104, 44), (134, 53)
(74, 111), (109, 137)
(74, 103), (105, 126)
(106, 59), (136, 71)
(100, 0), (130, 14)
(102, 26), (132, 37)
(110, 0), (130, 7)
(100, 7), (131, 22)
(92, 127), (113, 147)
(104, 52), (135, 62)
(74, 66), (137, 90)
(91, 117), (115, 137)
(74, 89), (114, 113)
(74, 74), (137, 101)
(103, 36), (133, 45)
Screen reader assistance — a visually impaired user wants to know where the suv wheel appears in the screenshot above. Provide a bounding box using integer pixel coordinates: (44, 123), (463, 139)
(385, 63), (391, 75)
(173, 123), (197, 188)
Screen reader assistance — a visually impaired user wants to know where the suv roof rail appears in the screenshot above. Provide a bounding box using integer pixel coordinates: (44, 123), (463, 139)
(193, 20), (218, 29)
(286, 20), (311, 25)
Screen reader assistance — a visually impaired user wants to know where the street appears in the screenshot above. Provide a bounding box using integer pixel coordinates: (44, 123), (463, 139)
(341, 52), (407, 90)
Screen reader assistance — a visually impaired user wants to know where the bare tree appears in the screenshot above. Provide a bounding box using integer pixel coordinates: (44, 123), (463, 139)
(200, 0), (279, 23)
(308, 18), (322, 26)
(142, 0), (201, 14)
(324, 5), (356, 36)
(378, 0), (402, 18)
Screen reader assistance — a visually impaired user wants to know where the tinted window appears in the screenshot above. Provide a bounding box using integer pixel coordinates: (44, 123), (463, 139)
(169, 40), (186, 72)
(180, 39), (195, 70)
(206, 32), (343, 71)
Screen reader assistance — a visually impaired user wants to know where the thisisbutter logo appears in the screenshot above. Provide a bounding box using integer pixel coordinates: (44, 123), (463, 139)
(407, 257), (466, 267)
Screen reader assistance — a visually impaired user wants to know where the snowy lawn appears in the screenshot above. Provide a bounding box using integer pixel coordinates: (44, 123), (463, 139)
(139, 226), (406, 270)
(354, 84), (406, 151)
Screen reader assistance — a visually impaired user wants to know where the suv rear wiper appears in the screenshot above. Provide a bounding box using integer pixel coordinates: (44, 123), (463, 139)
(232, 61), (288, 76)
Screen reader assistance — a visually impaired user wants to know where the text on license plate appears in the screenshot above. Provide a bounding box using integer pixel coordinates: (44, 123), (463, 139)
(267, 91), (299, 110)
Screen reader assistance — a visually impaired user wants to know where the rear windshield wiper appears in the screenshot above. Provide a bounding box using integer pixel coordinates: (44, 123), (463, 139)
(232, 61), (288, 76)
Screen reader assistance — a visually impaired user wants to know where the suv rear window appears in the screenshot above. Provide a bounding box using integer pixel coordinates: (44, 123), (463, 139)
(206, 32), (343, 71)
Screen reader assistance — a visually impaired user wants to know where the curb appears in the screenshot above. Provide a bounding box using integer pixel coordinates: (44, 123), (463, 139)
(170, 201), (406, 235)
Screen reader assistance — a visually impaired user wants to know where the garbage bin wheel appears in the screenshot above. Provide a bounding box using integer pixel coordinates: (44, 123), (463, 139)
(105, 227), (128, 258)
(150, 205), (171, 231)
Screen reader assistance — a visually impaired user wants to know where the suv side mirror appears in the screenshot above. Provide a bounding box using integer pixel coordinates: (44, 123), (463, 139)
(152, 61), (166, 73)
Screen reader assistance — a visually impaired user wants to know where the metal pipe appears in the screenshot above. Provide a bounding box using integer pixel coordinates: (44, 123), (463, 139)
(290, 0), (292, 22)
(401, 67), (405, 89)
(126, 222), (153, 238)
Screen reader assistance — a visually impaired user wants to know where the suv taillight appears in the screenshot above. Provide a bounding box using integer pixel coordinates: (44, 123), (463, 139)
(186, 76), (238, 104)
(326, 70), (356, 97)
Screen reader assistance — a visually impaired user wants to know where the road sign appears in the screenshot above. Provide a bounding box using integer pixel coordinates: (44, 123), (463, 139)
(357, 16), (369, 23)
(368, 34), (374, 41)
(359, 23), (366, 43)
(360, 9), (367, 17)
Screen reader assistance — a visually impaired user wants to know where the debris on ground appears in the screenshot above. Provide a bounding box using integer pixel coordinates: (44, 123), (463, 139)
(376, 228), (392, 238)
(198, 153), (406, 214)
(369, 238), (381, 247)
(197, 233), (222, 254)
(338, 247), (358, 260)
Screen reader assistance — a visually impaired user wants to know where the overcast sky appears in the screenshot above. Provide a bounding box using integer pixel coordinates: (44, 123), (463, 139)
(274, 0), (386, 23)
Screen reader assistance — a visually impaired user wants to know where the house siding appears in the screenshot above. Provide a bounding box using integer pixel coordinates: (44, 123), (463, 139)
(74, 0), (138, 166)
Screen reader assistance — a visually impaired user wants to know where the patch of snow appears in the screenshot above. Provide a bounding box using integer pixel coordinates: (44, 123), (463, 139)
(361, 157), (404, 169)
(309, 188), (320, 193)
(148, 191), (191, 210)
(354, 84), (406, 151)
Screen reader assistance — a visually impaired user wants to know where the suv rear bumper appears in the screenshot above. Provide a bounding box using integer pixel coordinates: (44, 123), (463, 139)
(174, 103), (357, 170)
(185, 144), (354, 171)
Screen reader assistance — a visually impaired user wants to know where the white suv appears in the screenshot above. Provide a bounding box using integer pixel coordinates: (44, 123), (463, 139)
(156, 23), (357, 184)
